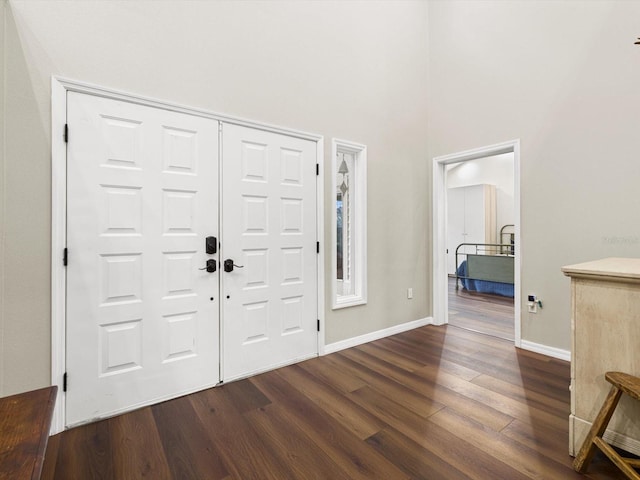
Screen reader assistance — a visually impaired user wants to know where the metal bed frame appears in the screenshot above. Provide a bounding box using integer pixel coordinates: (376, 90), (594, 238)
(455, 242), (515, 291)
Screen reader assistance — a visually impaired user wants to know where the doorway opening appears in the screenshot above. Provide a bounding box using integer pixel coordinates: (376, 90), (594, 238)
(446, 155), (515, 340)
(432, 141), (521, 346)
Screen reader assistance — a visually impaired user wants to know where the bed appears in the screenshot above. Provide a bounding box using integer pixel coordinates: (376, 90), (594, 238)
(455, 239), (515, 298)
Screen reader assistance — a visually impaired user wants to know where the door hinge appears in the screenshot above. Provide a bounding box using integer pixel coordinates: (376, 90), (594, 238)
(316, 241), (320, 254)
(63, 372), (68, 392)
(316, 164), (319, 176)
(63, 248), (68, 266)
(64, 124), (68, 143)
(317, 319), (320, 332)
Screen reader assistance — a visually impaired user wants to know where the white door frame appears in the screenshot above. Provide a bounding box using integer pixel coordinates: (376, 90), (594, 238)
(51, 77), (325, 434)
(432, 140), (521, 346)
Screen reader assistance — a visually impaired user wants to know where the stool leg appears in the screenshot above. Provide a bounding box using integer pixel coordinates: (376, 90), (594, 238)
(574, 385), (623, 473)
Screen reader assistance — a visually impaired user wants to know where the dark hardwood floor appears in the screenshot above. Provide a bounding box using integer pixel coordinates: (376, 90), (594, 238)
(448, 276), (515, 341)
(42, 325), (625, 479)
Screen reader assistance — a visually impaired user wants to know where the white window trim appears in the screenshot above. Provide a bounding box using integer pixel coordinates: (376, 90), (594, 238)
(331, 139), (367, 309)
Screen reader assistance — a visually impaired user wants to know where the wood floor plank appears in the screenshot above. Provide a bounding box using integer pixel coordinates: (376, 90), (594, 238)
(429, 407), (587, 479)
(414, 362), (569, 431)
(427, 321), (514, 350)
(347, 384), (441, 438)
(297, 355), (368, 394)
(409, 329), (571, 401)
(380, 335), (482, 381)
(441, 325), (569, 384)
(250, 371), (410, 480)
(190, 384), (295, 480)
(325, 353), (445, 419)
(412, 325), (514, 361)
(334, 346), (514, 431)
(52, 419), (114, 480)
(39, 432), (60, 480)
(471, 373), (569, 419)
(501, 417), (575, 465)
(366, 428), (470, 480)
(110, 407), (171, 480)
(243, 403), (353, 480)
(219, 377), (271, 414)
(357, 341), (428, 371)
(348, 386), (530, 480)
(152, 395), (228, 480)
(275, 363), (386, 440)
(448, 277), (514, 341)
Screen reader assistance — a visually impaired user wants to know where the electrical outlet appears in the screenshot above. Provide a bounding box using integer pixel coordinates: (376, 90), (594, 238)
(527, 293), (542, 313)
(407, 288), (413, 299)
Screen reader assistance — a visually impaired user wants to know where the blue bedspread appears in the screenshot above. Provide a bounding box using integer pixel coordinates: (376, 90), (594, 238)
(456, 260), (514, 298)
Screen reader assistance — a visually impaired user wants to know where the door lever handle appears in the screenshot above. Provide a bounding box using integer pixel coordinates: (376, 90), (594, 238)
(199, 259), (217, 273)
(224, 259), (244, 272)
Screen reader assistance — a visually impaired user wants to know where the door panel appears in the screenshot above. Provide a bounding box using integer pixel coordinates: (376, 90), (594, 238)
(222, 124), (317, 380)
(66, 92), (219, 426)
(447, 186), (466, 275)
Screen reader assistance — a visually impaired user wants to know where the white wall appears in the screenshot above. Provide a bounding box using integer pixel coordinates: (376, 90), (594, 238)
(428, 0), (640, 351)
(447, 153), (515, 238)
(1, 1), (429, 395)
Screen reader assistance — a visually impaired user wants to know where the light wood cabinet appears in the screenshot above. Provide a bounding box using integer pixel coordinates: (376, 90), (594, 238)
(562, 258), (640, 456)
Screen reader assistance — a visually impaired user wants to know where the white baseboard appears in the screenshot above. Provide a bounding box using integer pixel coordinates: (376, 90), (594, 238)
(323, 317), (433, 355)
(572, 415), (640, 457)
(520, 339), (571, 361)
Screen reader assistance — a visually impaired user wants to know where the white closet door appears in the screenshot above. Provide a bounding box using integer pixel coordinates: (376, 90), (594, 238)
(66, 92), (220, 426)
(447, 184), (496, 275)
(221, 123), (317, 381)
(447, 187), (466, 275)
(463, 184), (490, 246)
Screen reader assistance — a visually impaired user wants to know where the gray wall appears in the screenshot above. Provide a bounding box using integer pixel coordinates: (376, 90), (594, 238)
(9, 0), (634, 397)
(0, 1), (430, 395)
(1, 0), (6, 395)
(428, 0), (640, 351)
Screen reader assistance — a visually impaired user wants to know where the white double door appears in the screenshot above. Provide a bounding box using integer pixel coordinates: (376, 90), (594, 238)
(66, 92), (317, 426)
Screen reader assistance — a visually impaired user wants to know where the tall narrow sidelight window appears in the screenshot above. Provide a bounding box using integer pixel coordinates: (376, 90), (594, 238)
(332, 139), (367, 309)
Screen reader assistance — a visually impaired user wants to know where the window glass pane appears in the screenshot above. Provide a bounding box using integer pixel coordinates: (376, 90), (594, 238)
(336, 192), (343, 280)
(332, 139), (367, 309)
(336, 151), (355, 297)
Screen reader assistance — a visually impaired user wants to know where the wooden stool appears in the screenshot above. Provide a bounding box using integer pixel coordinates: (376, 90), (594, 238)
(574, 372), (640, 479)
